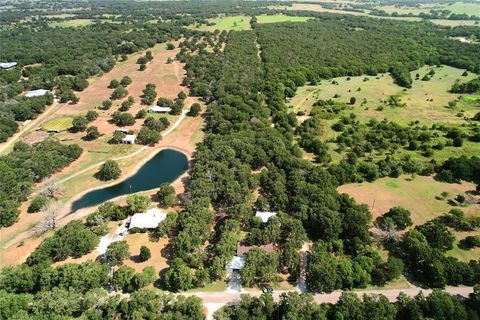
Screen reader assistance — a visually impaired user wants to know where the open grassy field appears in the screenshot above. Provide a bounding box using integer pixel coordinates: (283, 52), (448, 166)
(41, 116), (73, 131)
(338, 175), (478, 224)
(190, 14), (310, 31)
(339, 175), (480, 260)
(49, 19), (95, 27)
(289, 65), (479, 126)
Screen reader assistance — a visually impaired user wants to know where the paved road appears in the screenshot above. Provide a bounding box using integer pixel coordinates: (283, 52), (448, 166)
(184, 286), (474, 319)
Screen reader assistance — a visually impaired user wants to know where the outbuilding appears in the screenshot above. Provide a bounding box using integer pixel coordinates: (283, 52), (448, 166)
(129, 208), (167, 230)
(122, 134), (136, 144)
(227, 256), (245, 271)
(149, 105), (172, 113)
(0, 62), (17, 70)
(25, 89), (49, 98)
(255, 211), (277, 223)
(115, 128), (129, 134)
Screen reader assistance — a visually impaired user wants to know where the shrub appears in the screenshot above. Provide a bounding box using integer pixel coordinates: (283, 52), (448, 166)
(139, 245), (151, 262)
(105, 240), (130, 266)
(28, 195), (49, 213)
(96, 160), (121, 181)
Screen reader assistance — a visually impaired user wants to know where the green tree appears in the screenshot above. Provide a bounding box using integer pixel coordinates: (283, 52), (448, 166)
(96, 160), (121, 181)
(139, 245), (151, 262)
(85, 110), (98, 122)
(126, 194), (150, 213)
(120, 76), (132, 87)
(105, 240), (130, 266)
(137, 127), (161, 145)
(85, 126), (100, 141)
(188, 103), (201, 117)
(112, 265), (135, 291)
(162, 258), (193, 291)
(157, 183), (177, 208)
(71, 116), (88, 132)
(28, 195), (49, 213)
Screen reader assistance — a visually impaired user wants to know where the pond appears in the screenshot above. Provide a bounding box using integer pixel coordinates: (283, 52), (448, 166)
(70, 149), (188, 212)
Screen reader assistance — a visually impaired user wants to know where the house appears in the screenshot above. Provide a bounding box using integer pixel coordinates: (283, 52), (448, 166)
(129, 208), (167, 230)
(122, 134), (136, 144)
(149, 105), (171, 113)
(255, 211), (277, 223)
(0, 62), (17, 70)
(47, 129), (61, 133)
(25, 89), (49, 98)
(115, 128), (129, 134)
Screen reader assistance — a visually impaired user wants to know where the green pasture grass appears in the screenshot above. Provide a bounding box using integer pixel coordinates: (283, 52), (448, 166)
(190, 14), (310, 31)
(42, 116), (74, 131)
(290, 65), (477, 126)
(49, 19), (94, 28)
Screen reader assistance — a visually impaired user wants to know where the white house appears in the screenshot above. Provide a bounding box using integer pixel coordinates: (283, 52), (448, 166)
(25, 89), (49, 98)
(122, 134), (136, 144)
(129, 208), (167, 230)
(255, 211), (277, 223)
(0, 62), (17, 70)
(149, 105), (171, 113)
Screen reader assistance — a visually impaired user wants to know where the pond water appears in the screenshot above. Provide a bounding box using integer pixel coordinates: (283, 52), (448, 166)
(70, 149), (188, 212)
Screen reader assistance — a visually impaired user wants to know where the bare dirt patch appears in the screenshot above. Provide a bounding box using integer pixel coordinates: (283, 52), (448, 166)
(123, 233), (170, 273)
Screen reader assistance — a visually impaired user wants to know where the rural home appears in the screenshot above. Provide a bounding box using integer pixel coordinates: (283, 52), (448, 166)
(122, 134), (136, 144)
(25, 89), (49, 98)
(149, 105), (171, 113)
(129, 208), (167, 230)
(0, 62), (17, 70)
(255, 211), (277, 223)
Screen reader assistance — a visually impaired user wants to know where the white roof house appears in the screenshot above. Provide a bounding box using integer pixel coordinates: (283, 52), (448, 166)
(228, 256), (245, 271)
(25, 89), (49, 98)
(122, 134), (136, 144)
(0, 62), (17, 69)
(129, 208), (167, 230)
(149, 105), (171, 113)
(255, 211), (277, 223)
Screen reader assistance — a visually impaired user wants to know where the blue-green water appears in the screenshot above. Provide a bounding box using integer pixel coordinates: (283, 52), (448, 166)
(70, 149), (188, 212)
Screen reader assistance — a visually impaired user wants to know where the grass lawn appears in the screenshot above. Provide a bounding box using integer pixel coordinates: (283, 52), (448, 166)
(289, 65), (478, 126)
(338, 175), (478, 225)
(190, 14), (310, 31)
(49, 19), (95, 27)
(186, 280), (228, 293)
(42, 116), (74, 131)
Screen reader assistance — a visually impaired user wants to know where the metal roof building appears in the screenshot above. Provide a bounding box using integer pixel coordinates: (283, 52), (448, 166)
(25, 89), (49, 98)
(149, 105), (172, 113)
(129, 208), (167, 230)
(255, 211), (277, 223)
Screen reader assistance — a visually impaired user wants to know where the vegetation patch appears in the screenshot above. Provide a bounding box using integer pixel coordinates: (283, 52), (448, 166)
(42, 116), (74, 131)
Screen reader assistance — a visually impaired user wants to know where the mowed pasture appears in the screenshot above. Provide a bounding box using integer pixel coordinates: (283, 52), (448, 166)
(289, 65), (479, 126)
(48, 19), (95, 27)
(339, 176), (480, 261)
(190, 14), (311, 31)
(41, 116), (73, 131)
(285, 3), (478, 26)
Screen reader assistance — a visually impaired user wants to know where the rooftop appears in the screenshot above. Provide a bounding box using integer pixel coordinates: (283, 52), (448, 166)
(255, 211), (277, 223)
(25, 89), (49, 98)
(0, 62), (17, 69)
(149, 105), (172, 113)
(122, 134), (136, 143)
(129, 208), (167, 230)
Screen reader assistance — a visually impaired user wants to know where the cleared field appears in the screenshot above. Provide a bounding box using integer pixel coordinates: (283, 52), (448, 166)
(49, 19), (94, 27)
(289, 65), (479, 126)
(190, 14), (310, 31)
(338, 175), (478, 225)
(123, 233), (169, 273)
(41, 116), (73, 131)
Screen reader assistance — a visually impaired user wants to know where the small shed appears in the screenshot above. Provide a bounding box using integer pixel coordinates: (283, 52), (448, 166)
(227, 256), (245, 271)
(0, 62), (17, 70)
(122, 134), (136, 144)
(25, 89), (49, 98)
(129, 208), (167, 230)
(255, 211), (277, 223)
(149, 105), (172, 113)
